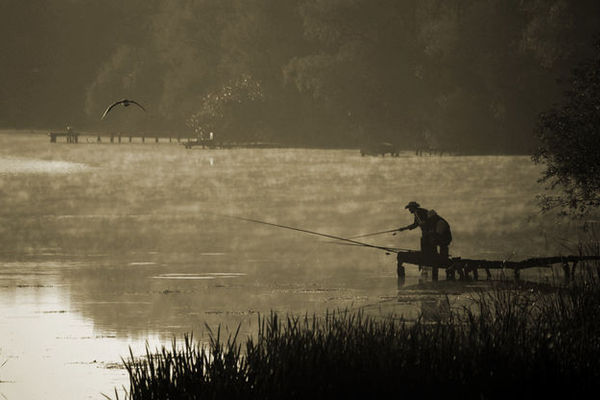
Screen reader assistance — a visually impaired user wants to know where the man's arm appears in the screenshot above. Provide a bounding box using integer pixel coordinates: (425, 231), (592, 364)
(397, 221), (418, 232)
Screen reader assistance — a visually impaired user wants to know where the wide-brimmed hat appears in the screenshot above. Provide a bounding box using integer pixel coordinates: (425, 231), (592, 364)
(405, 201), (420, 209)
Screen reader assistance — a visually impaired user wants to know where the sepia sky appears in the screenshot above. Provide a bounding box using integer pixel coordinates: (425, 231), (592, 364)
(1, 0), (599, 153)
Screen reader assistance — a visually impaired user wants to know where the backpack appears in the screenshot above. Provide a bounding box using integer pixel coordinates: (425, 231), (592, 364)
(429, 210), (452, 245)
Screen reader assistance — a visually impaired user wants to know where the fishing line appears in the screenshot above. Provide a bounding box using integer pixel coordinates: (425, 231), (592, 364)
(321, 240), (413, 252)
(213, 213), (406, 254)
(348, 228), (400, 239)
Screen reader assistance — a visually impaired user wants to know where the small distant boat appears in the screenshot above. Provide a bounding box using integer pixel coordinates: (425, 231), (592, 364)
(360, 142), (399, 157)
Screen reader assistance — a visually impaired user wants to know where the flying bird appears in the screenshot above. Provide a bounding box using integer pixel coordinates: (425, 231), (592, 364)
(101, 99), (146, 120)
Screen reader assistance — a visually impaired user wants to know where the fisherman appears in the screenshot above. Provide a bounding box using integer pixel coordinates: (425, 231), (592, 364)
(396, 201), (429, 249)
(425, 209), (452, 259)
(397, 201), (452, 279)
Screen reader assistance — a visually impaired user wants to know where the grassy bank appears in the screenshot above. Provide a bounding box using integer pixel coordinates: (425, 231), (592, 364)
(116, 279), (600, 400)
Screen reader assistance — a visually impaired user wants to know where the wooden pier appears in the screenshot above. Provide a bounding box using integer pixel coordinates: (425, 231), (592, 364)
(182, 140), (283, 149)
(181, 138), (220, 149)
(97, 133), (182, 144)
(49, 131), (80, 143)
(48, 132), (285, 150)
(395, 251), (600, 282)
(49, 132), (191, 144)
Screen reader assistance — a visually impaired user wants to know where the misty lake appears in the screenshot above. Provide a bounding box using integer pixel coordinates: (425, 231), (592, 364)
(0, 131), (583, 399)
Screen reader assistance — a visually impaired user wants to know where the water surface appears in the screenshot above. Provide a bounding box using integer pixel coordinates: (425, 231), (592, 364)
(0, 132), (579, 399)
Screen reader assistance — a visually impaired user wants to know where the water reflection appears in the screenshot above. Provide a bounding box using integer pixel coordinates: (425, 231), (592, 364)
(419, 297), (452, 322)
(392, 274), (506, 321)
(0, 272), (163, 400)
(0, 156), (90, 175)
(153, 272), (247, 279)
(0, 256), (563, 398)
(0, 133), (577, 399)
(0, 255), (405, 398)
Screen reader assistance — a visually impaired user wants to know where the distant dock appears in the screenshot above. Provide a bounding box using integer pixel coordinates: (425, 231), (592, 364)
(47, 132), (284, 149)
(49, 131), (80, 143)
(49, 132), (192, 144)
(181, 139), (282, 149)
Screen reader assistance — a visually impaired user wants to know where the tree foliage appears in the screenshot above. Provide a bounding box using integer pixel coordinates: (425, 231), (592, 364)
(533, 40), (600, 214)
(2, 0), (600, 151)
(187, 74), (264, 142)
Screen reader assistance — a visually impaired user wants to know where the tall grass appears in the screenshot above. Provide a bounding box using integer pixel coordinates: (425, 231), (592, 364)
(116, 279), (600, 400)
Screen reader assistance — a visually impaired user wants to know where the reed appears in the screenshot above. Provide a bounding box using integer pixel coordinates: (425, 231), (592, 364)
(116, 279), (600, 399)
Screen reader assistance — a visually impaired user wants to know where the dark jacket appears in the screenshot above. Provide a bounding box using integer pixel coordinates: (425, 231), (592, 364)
(404, 207), (429, 232)
(403, 208), (452, 246)
(426, 213), (452, 246)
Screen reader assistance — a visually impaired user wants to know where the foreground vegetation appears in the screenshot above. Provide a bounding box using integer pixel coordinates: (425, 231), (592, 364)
(114, 276), (600, 400)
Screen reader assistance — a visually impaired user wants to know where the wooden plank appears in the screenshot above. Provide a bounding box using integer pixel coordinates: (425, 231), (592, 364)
(395, 250), (600, 270)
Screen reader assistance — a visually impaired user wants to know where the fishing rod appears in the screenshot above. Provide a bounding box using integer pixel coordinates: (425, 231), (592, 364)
(322, 240), (404, 251)
(215, 213), (411, 254)
(349, 228), (400, 239)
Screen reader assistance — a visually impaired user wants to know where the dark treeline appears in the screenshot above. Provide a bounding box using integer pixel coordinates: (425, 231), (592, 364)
(1, 0), (599, 153)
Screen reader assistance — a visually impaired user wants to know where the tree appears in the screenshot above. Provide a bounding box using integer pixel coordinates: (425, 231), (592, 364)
(187, 74), (264, 142)
(532, 39), (600, 215)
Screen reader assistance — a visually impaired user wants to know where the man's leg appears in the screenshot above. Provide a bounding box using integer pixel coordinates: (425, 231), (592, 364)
(419, 237), (426, 272)
(439, 244), (449, 259)
(439, 244), (453, 279)
(421, 235), (437, 280)
(431, 245), (439, 281)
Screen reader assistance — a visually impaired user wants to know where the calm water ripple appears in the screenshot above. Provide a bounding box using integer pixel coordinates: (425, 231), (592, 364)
(0, 132), (580, 399)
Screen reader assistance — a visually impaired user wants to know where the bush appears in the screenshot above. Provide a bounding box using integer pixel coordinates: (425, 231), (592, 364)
(533, 39), (600, 215)
(117, 281), (600, 400)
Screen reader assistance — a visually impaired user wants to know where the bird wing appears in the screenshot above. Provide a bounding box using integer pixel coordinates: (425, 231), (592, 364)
(100, 100), (123, 120)
(129, 100), (146, 111)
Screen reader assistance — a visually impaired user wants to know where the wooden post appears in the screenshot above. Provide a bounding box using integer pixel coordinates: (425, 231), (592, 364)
(562, 261), (571, 282)
(397, 275), (405, 288)
(457, 262), (467, 280)
(396, 254), (405, 278)
(446, 266), (456, 280)
(396, 258), (405, 279)
(142, 135), (145, 143)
